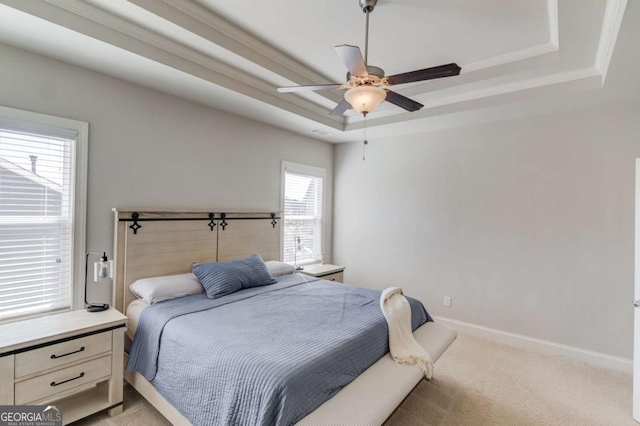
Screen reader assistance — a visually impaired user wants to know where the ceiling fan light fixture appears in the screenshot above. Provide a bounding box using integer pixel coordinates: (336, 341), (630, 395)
(344, 86), (386, 114)
(276, 1), (461, 118)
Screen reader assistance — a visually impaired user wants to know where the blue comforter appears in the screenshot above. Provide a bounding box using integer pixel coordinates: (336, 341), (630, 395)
(126, 273), (431, 426)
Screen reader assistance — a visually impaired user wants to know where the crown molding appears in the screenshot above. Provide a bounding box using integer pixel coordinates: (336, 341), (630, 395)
(344, 67), (601, 129)
(380, 45), (560, 103)
(0, 0), (628, 135)
(595, 0), (628, 82)
(462, 43), (558, 74)
(391, 0), (560, 98)
(125, 0), (572, 116)
(129, 0), (562, 110)
(128, 0), (343, 105)
(2, 0), (344, 130)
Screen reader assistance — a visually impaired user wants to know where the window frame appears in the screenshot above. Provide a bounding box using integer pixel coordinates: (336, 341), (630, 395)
(280, 161), (326, 266)
(0, 105), (88, 323)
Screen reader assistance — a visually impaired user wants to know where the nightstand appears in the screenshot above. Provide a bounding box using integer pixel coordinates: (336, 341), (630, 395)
(299, 264), (345, 283)
(0, 308), (127, 425)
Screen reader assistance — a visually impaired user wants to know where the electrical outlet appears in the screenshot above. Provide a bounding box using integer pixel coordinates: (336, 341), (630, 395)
(444, 296), (452, 307)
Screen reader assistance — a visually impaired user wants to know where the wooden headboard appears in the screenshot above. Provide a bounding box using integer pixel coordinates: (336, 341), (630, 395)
(112, 208), (281, 313)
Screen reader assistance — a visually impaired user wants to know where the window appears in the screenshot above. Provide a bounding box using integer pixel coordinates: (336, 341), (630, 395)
(282, 162), (325, 265)
(0, 106), (87, 322)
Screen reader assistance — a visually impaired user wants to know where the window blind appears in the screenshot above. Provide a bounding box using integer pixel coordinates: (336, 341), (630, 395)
(0, 126), (75, 320)
(283, 170), (323, 265)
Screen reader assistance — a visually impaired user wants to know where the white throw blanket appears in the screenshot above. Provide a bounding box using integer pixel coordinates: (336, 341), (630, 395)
(380, 287), (434, 380)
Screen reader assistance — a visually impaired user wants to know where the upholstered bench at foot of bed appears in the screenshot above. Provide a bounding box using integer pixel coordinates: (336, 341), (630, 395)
(296, 321), (457, 426)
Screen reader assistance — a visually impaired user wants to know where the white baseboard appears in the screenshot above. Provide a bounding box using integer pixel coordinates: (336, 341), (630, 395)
(433, 315), (633, 374)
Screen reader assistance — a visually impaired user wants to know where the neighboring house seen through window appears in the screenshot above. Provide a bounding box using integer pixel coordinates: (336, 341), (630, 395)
(0, 107), (87, 321)
(282, 162), (325, 266)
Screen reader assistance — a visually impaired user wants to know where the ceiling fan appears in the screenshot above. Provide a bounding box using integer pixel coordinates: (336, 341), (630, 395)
(277, 0), (462, 117)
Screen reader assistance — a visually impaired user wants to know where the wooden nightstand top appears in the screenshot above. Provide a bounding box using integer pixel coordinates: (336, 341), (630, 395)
(299, 264), (345, 277)
(0, 308), (127, 355)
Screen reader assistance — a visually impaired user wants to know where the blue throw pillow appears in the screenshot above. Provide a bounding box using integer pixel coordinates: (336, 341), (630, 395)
(193, 254), (277, 299)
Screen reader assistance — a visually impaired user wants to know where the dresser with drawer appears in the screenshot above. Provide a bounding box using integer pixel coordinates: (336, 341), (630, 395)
(0, 308), (127, 425)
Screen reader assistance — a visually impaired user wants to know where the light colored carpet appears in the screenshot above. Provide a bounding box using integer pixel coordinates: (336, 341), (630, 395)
(74, 335), (634, 425)
(386, 335), (634, 426)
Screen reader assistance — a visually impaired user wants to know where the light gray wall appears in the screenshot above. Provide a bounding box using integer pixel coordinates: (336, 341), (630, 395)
(0, 43), (333, 304)
(333, 101), (640, 359)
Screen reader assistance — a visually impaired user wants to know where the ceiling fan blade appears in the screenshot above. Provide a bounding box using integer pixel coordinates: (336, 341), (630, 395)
(277, 84), (343, 93)
(335, 45), (369, 77)
(386, 63), (461, 86)
(329, 98), (352, 116)
(384, 90), (423, 112)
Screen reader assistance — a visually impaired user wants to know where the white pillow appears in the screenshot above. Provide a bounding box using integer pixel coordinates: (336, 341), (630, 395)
(265, 261), (296, 277)
(130, 273), (204, 304)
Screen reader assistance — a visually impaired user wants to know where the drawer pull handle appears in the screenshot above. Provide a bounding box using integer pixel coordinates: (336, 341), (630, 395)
(50, 372), (84, 387)
(51, 346), (85, 359)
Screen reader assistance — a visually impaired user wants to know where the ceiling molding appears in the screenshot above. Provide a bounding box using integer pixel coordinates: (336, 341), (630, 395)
(447, 1), (559, 76)
(392, 48), (560, 102)
(2, 0), (344, 130)
(462, 43), (558, 74)
(345, 67), (601, 129)
(126, 0), (568, 116)
(128, 0), (343, 104)
(0, 0), (630, 139)
(344, 72), (604, 133)
(596, 0), (628, 82)
(421, 67), (601, 110)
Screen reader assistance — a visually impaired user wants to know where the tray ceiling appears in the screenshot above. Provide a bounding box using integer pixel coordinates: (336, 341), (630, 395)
(0, 0), (632, 142)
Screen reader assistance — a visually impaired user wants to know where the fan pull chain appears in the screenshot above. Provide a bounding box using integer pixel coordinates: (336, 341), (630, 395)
(363, 112), (368, 161)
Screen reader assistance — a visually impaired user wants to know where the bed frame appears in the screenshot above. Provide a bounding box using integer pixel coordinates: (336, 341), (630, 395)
(112, 208), (457, 425)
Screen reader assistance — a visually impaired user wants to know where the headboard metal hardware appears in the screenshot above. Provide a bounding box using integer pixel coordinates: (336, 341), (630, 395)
(120, 218), (216, 222)
(130, 213), (141, 234)
(118, 213), (281, 234)
(215, 216), (282, 220)
(215, 216), (282, 222)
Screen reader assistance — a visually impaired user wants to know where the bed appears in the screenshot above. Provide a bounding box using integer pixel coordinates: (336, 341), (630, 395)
(112, 209), (457, 425)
